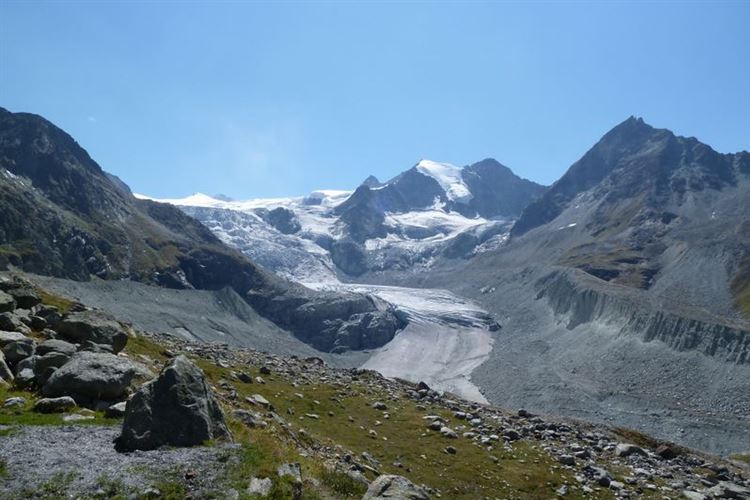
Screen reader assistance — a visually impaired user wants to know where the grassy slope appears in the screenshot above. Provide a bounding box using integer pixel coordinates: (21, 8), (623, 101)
(128, 334), (603, 499)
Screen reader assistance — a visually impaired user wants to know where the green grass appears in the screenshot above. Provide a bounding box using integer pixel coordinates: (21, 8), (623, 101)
(36, 289), (75, 315)
(122, 334), (170, 364)
(90, 477), (133, 500)
(612, 426), (662, 450)
(27, 332), (615, 498)
(731, 453), (750, 464)
(192, 355), (602, 499)
(151, 479), (188, 500)
(0, 458), (7, 478)
(730, 256), (750, 317)
(22, 471), (76, 499)
(737, 281), (750, 317)
(0, 386), (120, 427)
(319, 469), (368, 498)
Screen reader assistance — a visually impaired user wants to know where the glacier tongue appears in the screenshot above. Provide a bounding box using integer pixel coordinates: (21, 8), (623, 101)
(138, 186), (505, 403)
(307, 283), (495, 403)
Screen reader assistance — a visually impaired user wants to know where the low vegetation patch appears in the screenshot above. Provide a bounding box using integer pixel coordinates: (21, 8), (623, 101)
(192, 356), (595, 499)
(319, 469), (369, 497)
(35, 288), (75, 314)
(0, 386), (119, 427)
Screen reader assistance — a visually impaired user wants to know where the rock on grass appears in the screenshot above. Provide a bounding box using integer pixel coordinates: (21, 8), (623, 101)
(42, 352), (152, 403)
(115, 355), (231, 451)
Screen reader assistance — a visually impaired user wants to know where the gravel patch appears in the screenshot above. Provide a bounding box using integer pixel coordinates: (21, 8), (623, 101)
(0, 425), (232, 496)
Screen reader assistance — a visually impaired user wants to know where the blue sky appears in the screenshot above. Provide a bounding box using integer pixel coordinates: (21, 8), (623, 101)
(1, 1), (749, 199)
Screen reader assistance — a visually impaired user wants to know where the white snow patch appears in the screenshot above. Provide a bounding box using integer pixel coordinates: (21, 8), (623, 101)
(2, 169), (18, 180)
(416, 160), (473, 204)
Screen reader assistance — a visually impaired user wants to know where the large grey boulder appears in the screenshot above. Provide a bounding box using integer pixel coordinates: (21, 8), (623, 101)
(0, 351), (13, 383)
(42, 352), (151, 403)
(362, 475), (430, 499)
(0, 314), (25, 333)
(14, 354), (37, 375)
(36, 306), (62, 328)
(2, 339), (35, 364)
(0, 291), (15, 313)
(15, 367), (35, 388)
(115, 355), (231, 451)
(55, 310), (129, 354)
(0, 331), (27, 347)
(6, 287), (41, 310)
(34, 352), (71, 383)
(37, 339), (77, 357)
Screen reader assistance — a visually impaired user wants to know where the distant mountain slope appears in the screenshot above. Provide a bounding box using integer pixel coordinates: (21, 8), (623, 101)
(0, 107), (404, 352)
(508, 116), (750, 311)
(149, 158), (544, 280)
(419, 117), (750, 453)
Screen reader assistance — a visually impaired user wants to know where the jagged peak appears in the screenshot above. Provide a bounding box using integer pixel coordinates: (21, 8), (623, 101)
(597, 115), (665, 147)
(361, 175), (381, 188)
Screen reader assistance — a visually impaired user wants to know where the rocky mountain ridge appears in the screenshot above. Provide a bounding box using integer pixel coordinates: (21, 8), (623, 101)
(0, 108), (404, 353)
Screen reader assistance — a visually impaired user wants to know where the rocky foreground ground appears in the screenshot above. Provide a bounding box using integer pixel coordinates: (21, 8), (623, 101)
(0, 275), (749, 499)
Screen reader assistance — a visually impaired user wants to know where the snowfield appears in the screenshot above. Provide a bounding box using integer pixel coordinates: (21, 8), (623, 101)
(416, 159), (473, 204)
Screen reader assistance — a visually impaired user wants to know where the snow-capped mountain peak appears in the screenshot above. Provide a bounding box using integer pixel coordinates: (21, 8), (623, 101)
(415, 159), (472, 204)
(138, 158), (545, 282)
(134, 192), (228, 208)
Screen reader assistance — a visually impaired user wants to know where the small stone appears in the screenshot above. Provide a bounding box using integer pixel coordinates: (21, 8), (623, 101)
(655, 444), (678, 460)
(15, 367), (35, 388)
(233, 409), (268, 429)
(372, 401), (387, 411)
(3, 396), (26, 408)
(681, 491), (708, 500)
(141, 488), (161, 499)
(248, 394), (270, 408)
(33, 396), (77, 413)
(277, 463), (302, 482)
(428, 421), (442, 431)
(247, 477), (272, 497)
(63, 413), (95, 422)
(615, 443), (647, 458)
(362, 475), (429, 500)
(609, 480), (624, 490)
(104, 401), (127, 418)
(440, 426), (458, 439)
(445, 446), (457, 454)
